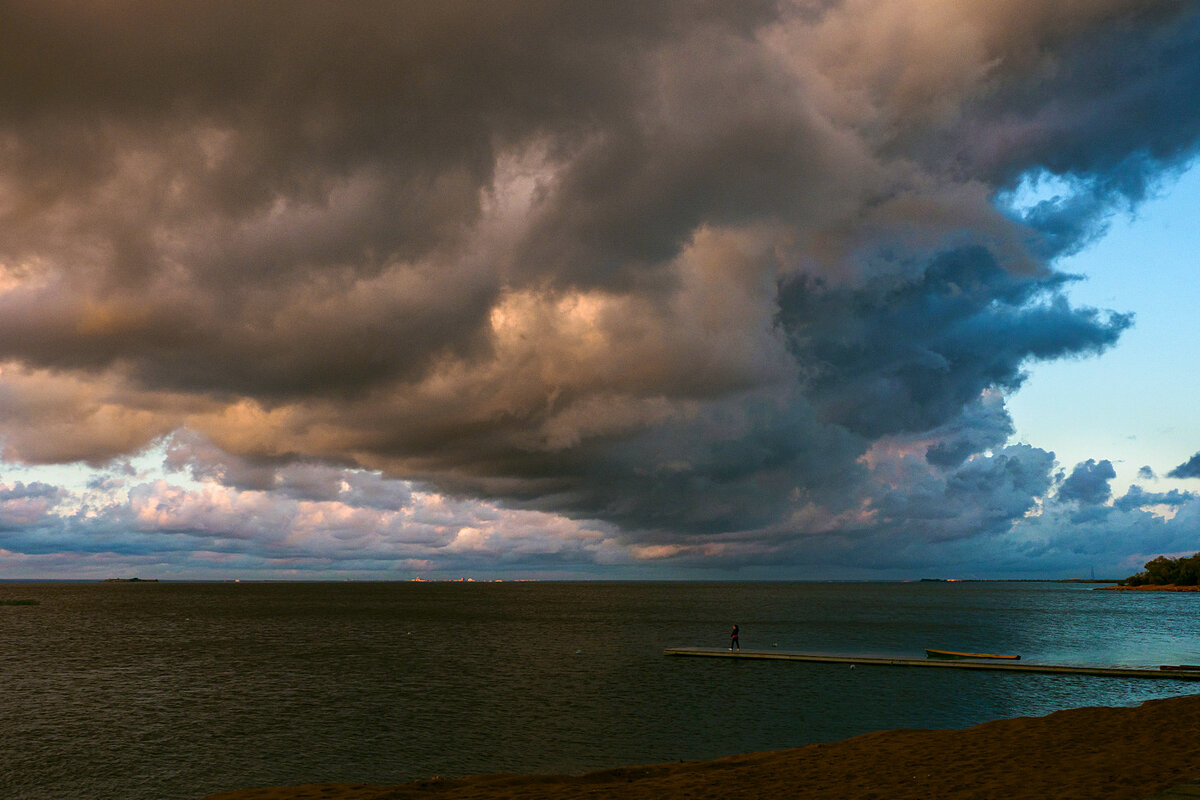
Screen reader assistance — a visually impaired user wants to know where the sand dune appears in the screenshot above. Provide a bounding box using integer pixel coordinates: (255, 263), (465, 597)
(200, 693), (1200, 800)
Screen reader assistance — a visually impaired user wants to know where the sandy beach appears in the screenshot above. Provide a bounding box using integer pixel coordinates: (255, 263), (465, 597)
(201, 692), (1200, 800)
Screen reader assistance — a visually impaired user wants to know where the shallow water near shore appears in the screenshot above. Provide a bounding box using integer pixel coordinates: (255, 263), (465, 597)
(1, 581), (1197, 800)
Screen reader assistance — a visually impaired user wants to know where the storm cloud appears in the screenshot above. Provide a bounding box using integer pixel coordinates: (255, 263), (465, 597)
(1167, 453), (1200, 479)
(1058, 459), (1117, 506)
(3, 1), (1200, 576)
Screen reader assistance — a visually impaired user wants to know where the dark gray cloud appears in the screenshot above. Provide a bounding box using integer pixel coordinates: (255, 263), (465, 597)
(1058, 459), (1117, 505)
(1167, 452), (1200, 478)
(869, 444), (1057, 543)
(930, 2), (1200, 203)
(0, 0), (781, 400)
(0, 481), (61, 501)
(1, 1), (1199, 573)
(1138, 465), (1158, 480)
(164, 430), (414, 507)
(921, 391), (1015, 469)
(1113, 484), (1192, 511)
(778, 247), (1130, 440)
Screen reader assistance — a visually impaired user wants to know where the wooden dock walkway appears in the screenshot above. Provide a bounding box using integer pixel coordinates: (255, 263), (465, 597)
(664, 647), (1200, 680)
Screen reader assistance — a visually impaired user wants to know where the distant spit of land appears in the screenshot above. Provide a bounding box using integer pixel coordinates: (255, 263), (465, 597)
(1115, 553), (1200, 590)
(918, 578), (1122, 584)
(1095, 584), (1200, 592)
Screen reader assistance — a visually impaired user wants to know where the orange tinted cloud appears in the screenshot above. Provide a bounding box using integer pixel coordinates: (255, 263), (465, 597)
(0, 1), (1197, 575)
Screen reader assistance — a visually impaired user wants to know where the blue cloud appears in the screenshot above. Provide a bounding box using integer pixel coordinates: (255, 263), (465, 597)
(1167, 452), (1200, 479)
(1058, 459), (1117, 505)
(1114, 485), (1193, 512)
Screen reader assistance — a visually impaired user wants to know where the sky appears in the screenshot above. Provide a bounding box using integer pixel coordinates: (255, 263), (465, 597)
(2, 0), (1200, 581)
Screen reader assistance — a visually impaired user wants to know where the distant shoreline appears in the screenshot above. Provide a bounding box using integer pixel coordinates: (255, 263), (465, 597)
(920, 578), (1122, 584)
(1094, 583), (1200, 592)
(0, 577), (1127, 585)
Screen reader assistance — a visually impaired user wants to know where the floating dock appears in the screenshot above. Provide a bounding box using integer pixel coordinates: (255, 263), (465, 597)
(664, 647), (1200, 681)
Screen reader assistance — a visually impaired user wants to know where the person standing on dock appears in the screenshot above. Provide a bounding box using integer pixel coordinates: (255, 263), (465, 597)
(730, 624), (740, 651)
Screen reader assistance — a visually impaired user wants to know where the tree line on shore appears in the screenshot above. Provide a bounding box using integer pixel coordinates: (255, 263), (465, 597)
(1122, 553), (1200, 586)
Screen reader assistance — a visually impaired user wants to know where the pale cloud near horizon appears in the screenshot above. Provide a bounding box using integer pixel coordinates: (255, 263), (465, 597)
(2, 1), (1200, 578)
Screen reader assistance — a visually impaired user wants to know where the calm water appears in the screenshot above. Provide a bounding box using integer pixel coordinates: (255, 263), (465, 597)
(1, 581), (1197, 800)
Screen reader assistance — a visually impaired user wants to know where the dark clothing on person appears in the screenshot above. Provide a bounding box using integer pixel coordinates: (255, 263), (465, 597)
(730, 625), (740, 650)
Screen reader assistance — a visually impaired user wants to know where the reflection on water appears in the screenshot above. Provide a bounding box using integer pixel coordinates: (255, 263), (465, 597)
(0, 581), (1195, 800)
